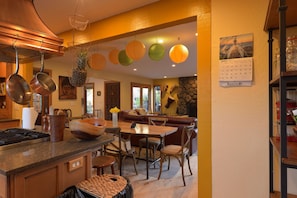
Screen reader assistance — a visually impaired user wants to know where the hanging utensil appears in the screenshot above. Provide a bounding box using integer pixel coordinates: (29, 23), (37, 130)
(6, 47), (32, 105)
(30, 53), (56, 96)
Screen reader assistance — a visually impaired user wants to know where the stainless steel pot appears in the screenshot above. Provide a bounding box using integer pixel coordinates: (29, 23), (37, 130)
(6, 47), (32, 105)
(30, 53), (56, 96)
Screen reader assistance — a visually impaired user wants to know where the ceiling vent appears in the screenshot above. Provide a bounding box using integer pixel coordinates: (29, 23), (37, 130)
(0, 0), (64, 63)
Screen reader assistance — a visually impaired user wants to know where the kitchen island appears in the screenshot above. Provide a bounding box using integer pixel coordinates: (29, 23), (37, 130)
(0, 128), (113, 198)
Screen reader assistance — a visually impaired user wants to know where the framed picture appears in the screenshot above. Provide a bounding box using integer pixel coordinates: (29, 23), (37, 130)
(59, 76), (77, 100)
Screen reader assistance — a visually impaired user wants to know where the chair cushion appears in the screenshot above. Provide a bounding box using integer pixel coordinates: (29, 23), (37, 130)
(161, 145), (188, 155)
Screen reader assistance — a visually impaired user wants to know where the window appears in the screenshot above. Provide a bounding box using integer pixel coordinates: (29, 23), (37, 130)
(84, 83), (94, 115)
(153, 85), (161, 113)
(131, 83), (151, 112)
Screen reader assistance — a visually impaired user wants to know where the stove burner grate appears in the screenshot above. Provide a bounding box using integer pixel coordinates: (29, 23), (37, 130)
(0, 128), (50, 149)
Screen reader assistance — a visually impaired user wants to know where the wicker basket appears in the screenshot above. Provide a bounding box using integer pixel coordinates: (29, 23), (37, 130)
(77, 174), (128, 198)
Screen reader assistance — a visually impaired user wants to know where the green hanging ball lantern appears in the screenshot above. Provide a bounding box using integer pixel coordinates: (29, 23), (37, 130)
(118, 50), (133, 66)
(148, 43), (165, 61)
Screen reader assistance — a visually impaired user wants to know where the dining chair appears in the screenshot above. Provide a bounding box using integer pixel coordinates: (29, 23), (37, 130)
(103, 127), (138, 175)
(138, 117), (168, 167)
(157, 124), (195, 186)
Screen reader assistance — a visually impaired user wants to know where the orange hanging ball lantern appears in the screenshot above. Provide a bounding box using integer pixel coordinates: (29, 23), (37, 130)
(109, 49), (119, 64)
(169, 44), (189, 63)
(126, 40), (146, 60)
(88, 53), (106, 70)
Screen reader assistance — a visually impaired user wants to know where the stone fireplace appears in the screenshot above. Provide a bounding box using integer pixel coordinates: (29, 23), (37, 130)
(177, 76), (197, 117)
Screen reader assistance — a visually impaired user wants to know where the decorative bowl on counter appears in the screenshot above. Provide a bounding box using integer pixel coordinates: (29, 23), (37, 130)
(69, 118), (106, 140)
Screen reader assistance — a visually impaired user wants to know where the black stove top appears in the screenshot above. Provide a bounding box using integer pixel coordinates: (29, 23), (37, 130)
(0, 128), (50, 149)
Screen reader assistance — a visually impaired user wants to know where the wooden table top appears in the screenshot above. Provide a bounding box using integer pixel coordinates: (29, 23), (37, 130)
(105, 120), (178, 137)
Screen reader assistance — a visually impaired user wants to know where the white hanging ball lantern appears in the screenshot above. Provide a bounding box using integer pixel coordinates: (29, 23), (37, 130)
(88, 53), (106, 70)
(126, 40), (146, 60)
(109, 49), (119, 64)
(169, 44), (189, 63)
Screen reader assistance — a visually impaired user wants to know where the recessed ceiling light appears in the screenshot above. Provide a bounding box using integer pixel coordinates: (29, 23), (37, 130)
(194, 73), (197, 76)
(195, 33), (198, 36)
(133, 68), (137, 71)
(172, 64), (176, 67)
(163, 76), (167, 78)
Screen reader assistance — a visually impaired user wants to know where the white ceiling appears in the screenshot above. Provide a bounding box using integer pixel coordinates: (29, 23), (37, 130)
(34, 0), (197, 79)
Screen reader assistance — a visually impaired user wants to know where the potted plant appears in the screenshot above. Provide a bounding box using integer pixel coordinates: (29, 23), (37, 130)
(69, 49), (88, 87)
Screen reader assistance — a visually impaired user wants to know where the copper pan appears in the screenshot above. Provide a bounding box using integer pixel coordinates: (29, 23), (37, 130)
(6, 47), (32, 105)
(30, 53), (56, 96)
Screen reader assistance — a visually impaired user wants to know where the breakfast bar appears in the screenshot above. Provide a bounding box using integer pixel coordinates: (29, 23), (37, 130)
(0, 129), (113, 198)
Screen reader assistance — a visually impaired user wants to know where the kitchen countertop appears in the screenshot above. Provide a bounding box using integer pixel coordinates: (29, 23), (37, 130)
(0, 128), (113, 175)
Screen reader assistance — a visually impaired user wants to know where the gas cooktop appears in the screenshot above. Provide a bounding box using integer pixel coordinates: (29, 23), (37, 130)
(0, 128), (50, 150)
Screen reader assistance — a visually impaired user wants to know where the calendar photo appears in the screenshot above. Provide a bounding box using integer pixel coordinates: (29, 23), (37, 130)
(219, 33), (253, 60)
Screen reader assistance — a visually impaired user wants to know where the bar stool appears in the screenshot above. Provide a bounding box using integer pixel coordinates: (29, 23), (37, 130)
(92, 155), (116, 175)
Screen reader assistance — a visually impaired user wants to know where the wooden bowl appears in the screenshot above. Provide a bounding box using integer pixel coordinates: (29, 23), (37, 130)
(71, 130), (101, 140)
(69, 118), (106, 140)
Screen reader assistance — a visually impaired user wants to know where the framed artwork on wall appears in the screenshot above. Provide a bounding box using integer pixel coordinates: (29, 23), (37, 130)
(59, 76), (77, 100)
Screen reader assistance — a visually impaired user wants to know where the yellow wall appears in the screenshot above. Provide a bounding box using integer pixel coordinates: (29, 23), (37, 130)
(212, 0), (269, 197)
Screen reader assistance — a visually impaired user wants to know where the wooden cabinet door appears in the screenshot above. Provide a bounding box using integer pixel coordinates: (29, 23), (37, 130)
(0, 63), (12, 119)
(13, 164), (60, 198)
(11, 152), (91, 198)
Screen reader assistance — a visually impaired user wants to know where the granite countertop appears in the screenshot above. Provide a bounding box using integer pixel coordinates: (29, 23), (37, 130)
(0, 128), (113, 176)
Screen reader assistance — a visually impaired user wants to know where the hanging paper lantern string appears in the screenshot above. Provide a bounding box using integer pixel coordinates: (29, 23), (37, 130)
(169, 44), (189, 63)
(118, 50), (133, 66)
(109, 49), (120, 64)
(88, 53), (106, 70)
(126, 40), (146, 60)
(148, 43), (165, 61)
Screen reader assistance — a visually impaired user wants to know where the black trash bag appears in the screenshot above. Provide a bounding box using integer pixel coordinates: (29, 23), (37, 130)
(57, 186), (87, 198)
(117, 176), (133, 198)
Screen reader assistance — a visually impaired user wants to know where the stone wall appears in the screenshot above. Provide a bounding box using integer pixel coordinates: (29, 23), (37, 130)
(177, 76), (197, 117)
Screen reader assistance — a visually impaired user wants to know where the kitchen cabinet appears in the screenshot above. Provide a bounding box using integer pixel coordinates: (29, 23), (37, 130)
(265, 0), (297, 198)
(0, 119), (20, 129)
(11, 152), (91, 198)
(0, 63), (13, 119)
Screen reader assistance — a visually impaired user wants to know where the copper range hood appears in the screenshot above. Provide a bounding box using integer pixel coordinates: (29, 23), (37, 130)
(0, 0), (64, 63)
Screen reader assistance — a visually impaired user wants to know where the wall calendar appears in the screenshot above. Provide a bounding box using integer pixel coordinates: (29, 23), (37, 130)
(219, 57), (253, 87)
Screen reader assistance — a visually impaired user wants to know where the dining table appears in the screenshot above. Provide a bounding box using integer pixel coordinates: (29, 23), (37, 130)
(105, 120), (178, 179)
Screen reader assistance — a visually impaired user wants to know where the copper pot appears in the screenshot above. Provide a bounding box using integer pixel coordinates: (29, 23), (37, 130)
(30, 53), (56, 96)
(6, 47), (32, 105)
